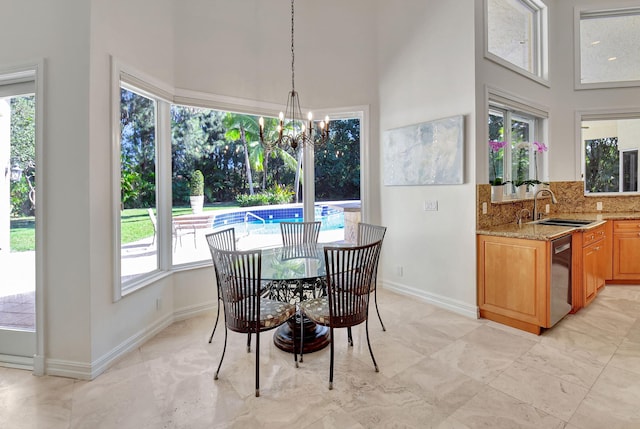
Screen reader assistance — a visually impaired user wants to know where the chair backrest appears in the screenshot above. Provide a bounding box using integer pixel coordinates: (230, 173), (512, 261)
(206, 228), (237, 255)
(357, 222), (387, 246)
(212, 247), (262, 334)
(357, 223), (386, 292)
(280, 221), (322, 246)
(323, 240), (383, 328)
(148, 208), (157, 232)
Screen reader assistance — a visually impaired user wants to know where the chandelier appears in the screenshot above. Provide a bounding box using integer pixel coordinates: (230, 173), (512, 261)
(259, 0), (329, 150)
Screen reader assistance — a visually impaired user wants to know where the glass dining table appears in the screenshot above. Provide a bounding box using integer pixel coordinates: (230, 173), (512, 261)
(261, 243), (331, 354)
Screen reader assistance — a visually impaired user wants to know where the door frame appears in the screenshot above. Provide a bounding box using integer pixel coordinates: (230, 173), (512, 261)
(0, 61), (45, 374)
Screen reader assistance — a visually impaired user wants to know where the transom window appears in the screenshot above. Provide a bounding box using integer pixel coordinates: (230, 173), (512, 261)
(578, 7), (640, 88)
(485, 0), (548, 82)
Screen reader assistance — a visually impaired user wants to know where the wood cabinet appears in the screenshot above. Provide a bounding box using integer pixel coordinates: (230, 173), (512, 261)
(572, 223), (607, 309)
(477, 234), (549, 335)
(613, 220), (640, 280)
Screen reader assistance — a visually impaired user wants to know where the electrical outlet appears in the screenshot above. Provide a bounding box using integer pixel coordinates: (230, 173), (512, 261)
(482, 202), (488, 214)
(596, 201), (603, 211)
(156, 298), (162, 311)
(396, 266), (403, 277)
(424, 200), (438, 211)
(545, 204), (550, 213)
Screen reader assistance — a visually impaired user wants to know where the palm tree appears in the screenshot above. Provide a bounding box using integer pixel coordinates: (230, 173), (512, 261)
(223, 113), (261, 195)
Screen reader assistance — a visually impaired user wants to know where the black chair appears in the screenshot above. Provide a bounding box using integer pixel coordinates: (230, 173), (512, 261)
(299, 240), (383, 389)
(357, 222), (388, 332)
(280, 221), (321, 246)
(205, 229), (236, 344)
(210, 247), (297, 397)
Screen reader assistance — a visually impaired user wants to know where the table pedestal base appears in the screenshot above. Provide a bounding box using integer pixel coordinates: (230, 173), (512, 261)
(273, 316), (329, 354)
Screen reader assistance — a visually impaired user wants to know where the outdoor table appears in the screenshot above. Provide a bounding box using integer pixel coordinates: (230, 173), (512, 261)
(261, 243), (330, 354)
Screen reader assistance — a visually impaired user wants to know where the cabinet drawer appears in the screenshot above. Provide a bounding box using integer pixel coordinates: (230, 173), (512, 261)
(614, 220), (640, 232)
(583, 225), (606, 247)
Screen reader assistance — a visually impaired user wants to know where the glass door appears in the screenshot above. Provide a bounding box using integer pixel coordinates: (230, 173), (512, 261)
(0, 80), (36, 362)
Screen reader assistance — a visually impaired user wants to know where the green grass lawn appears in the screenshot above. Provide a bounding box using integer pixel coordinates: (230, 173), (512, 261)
(10, 217), (35, 252)
(9, 202), (239, 251)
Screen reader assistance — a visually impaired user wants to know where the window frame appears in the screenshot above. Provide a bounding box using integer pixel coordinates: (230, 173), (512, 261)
(579, 110), (640, 196)
(487, 88), (549, 200)
(575, 6), (640, 90)
(484, 0), (549, 86)
(111, 59), (173, 301)
(111, 58), (370, 300)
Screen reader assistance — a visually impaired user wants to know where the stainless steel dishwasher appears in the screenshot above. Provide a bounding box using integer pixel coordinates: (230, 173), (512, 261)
(550, 235), (572, 326)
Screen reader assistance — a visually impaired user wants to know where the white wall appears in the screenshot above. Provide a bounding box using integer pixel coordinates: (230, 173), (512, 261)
(376, 0), (478, 315)
(1, 0), (93, 366)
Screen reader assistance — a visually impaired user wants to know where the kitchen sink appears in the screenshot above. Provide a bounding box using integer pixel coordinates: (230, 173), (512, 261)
(534, 218), (595, 227)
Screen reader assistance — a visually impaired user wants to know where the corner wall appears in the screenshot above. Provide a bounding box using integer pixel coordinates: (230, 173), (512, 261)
(376, 0), (478, 315)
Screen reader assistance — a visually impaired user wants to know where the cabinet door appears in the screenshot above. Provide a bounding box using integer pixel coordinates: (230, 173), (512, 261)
(613, 233), (640, 279)
(583, 240), (606, 305)
(478, 235), (549, 328)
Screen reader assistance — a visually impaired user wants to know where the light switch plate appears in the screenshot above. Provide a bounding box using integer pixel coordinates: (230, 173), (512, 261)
(482, 202), (488, 214)
(596, 201), (603, 211)
(424, 200), (438, 211)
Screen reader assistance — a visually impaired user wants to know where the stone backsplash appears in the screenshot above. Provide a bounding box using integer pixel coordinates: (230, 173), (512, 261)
(476, 181), (640, 229)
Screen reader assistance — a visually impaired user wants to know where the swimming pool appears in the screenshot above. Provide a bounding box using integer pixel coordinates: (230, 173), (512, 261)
(211, 205), (345, 236)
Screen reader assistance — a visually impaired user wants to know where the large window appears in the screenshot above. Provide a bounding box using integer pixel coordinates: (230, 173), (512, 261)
(485, 0), (548, 82)
(582, 117), (640, 194)
(578, 7), (640, 88)
(488, 102), (547, 198)
(119, 86), (159, 289)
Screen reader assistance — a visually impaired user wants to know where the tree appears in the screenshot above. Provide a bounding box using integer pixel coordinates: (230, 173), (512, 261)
(120, 88), (156, 208)
(314, 119), (361, 200)
(585, 137), (619, 192)
(9, 95), (36, 216)
(223, 113), (261, 195)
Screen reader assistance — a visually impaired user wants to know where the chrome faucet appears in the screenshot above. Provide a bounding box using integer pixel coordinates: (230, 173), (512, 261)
(533, 188), (558, 220)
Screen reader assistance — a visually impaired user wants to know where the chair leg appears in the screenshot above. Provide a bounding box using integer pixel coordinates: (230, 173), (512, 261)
(208, 298), (221, 343)
(214, 324), (228, 380)
(329, 327), (334, 390)
(299, 313), (305, 363)
(347, 327), (353, 346)
(374, 287), (386, 332)
(293, 316), (298, 368)
(365, 318), (379, 373)
(255, 329), (260, 397)
(247, 332), (251, 353)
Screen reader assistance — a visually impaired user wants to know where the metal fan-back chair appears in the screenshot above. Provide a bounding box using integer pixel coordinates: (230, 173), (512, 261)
(357, 222), (388, 332)
(298, 239), (383, 389)
(280, 221), (322, 246)
(205, 228), (236, 344)
(210, 246), (296, 397)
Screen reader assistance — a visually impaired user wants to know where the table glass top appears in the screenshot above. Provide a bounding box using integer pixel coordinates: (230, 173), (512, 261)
(261, 244), (326, 281)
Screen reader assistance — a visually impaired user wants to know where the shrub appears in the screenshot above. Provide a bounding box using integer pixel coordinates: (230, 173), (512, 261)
(190, 170), (204, 196)
(235, 185), (294, 207)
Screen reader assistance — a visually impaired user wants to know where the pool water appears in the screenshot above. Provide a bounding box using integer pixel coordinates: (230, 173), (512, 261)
(243, 213), (344, 235)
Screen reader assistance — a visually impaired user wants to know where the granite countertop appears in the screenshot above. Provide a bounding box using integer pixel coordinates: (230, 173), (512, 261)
(477, 212), (640, 241)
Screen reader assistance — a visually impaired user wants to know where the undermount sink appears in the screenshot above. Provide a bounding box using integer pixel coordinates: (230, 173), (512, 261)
(534, 218), (595, 227)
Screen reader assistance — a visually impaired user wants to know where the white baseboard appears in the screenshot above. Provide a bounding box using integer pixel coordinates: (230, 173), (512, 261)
(45, 301), (216, 380)
(0, 353), (33, 371)
(382, 280), (479, 319)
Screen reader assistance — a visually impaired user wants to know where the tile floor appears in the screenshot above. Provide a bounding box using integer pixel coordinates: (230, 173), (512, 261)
(1, 285), (640, 428)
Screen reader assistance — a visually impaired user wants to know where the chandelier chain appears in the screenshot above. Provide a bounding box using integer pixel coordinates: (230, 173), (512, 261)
(290, 0), (295, 92)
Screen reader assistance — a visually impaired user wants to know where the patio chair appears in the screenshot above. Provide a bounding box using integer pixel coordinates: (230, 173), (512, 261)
(211, 247), (296, 397)
(280, 221), (321, 246)
(205, 228), (236, 344)
(357, 222), (388, 332)
(147, 208), (157, 246)
(299, 239), (383, 390)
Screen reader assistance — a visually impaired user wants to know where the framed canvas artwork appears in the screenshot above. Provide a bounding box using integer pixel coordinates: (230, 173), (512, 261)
(383, 115), (464, 185)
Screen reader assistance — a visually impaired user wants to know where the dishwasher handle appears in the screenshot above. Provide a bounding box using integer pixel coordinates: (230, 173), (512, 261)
(554, 242), (571, 254)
